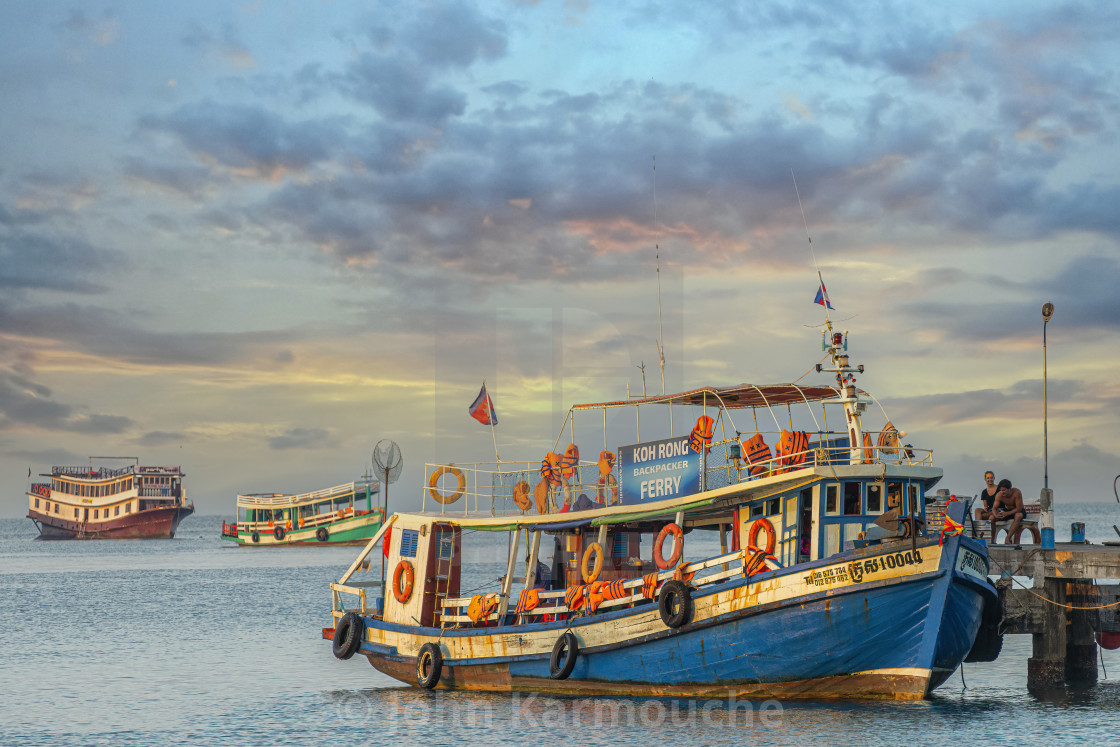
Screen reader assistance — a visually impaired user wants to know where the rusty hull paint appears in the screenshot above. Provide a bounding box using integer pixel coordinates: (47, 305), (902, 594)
(28, 505), (191, 539)
(366, 654), (931, 700)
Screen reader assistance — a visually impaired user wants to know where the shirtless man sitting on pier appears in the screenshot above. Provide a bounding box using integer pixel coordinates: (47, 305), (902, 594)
(992, 478), (1025, 543)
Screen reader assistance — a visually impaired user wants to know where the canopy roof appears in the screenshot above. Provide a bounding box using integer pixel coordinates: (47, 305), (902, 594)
(571, 383), (854, 412)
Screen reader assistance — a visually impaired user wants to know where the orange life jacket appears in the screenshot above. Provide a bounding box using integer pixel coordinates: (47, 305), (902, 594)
(540, 452), (563, 487)
(564, 584), (587, 611)
(559, 443), (580, 480)
(688, 415), (715, 453)
(741, 434), (771, 476)
(515, 588), (541, 615)
(597, 450), (615, 481)
(775, 430), (810, 472)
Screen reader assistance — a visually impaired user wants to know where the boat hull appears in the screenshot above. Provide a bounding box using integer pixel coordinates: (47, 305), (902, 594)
(349, 536), (993, 700)
(28, 504), (193, 540)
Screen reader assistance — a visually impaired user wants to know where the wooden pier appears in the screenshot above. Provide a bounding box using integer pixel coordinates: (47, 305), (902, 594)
(986, 542), (1120, 691)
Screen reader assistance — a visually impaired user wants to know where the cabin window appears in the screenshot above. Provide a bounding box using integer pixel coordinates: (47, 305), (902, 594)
(867, 484), (882, 513)
(34, 498), (40, 508)
(749, 503), (764, 519)
(125, 502), (132, 514)
(400, 529), (419, 558)
(887, 483), (901, 510)
(74, 508), (79, 518)
(825, 484), (839, 515)
(843, 482), (862, 515)
(766, 498), (780, 515)
(94, 509), (99, 519)
(843, 522), (866, 546)
(824, 523), (840, 556)
(115, 505), (120, 516)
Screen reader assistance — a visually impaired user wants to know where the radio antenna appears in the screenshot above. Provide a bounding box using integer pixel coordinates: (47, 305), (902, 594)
(653, 155), (672, 432)
(792, 169), (833, 327)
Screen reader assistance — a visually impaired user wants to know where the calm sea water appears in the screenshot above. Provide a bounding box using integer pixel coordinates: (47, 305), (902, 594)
(3, 504), (1120, 746)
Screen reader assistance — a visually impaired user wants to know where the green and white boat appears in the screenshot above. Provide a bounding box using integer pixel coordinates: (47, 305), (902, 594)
(222, 476), (383, 546)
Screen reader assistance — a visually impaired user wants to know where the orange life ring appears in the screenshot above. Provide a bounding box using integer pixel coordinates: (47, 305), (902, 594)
(654, 523), (684, 570)
(747, 517), (776, 555)
(428, 466), (466, 504)
(581, 542), (604, 583)
(512, 480), (532, 511)
(392, 559), (415, 603)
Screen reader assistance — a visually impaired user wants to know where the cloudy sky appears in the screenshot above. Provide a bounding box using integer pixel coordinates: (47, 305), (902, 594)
(3, 0), (1119, 519)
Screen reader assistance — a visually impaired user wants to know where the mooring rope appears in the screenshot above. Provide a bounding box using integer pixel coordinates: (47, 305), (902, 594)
(987, 554), (1120, 610)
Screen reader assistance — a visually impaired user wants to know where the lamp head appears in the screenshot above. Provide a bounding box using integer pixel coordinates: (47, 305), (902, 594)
(1042, 302), (1054, 322)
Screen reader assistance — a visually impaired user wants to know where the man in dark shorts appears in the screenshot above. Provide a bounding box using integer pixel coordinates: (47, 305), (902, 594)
(977, 470), (999, 521)
(992, 478), (1025, 543)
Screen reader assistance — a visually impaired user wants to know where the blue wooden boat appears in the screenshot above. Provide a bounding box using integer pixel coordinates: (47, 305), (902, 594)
(325, 325), (997, 699)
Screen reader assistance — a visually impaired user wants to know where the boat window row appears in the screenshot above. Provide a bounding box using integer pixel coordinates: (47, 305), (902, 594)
(238, 490), (375, 525)
(33, 497), (134, 517)
(817, 479), (924, 558)
(138, 476), (178, 497)
(50, 476), (134, 498)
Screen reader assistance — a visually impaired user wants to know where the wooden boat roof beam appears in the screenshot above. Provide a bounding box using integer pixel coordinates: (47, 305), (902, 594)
(556, 383), (849, 453)
(236, 480), (377, 509)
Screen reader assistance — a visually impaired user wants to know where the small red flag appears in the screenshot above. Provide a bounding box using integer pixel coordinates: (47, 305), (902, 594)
(468, 383), (498, 425)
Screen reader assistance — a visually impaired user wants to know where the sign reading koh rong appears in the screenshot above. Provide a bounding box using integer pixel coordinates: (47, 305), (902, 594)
(617, 435), (704, 505)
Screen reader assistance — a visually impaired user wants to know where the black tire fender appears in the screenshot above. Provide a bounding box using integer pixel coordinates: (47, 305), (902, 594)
(316, 527), (329, 542)
(416, 642), (443, 689)
(251, 531), (260, 544)
(965, 593), (1004, 663)
(658, 580), (692, 628)
(549, 631), (579, 680)
(273, 526), (285, 541)
(332, 612), (363, 660)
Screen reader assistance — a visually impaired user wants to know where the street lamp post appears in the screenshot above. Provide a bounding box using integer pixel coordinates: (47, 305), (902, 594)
(1040, 302), (1055, 549)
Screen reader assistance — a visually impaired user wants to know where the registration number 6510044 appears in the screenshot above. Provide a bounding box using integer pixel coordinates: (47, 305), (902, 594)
(956, 548), (988, 580)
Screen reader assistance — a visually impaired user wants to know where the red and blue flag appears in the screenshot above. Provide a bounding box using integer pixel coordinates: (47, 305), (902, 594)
(814, 283), (833, 309)
(468, 383), (498, 425)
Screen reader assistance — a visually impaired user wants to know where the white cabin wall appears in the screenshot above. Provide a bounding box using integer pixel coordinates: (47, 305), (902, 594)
(384, 516), (433, 626)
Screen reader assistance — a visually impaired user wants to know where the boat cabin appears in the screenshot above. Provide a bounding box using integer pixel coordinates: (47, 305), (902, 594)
(233, 479), (380, 534)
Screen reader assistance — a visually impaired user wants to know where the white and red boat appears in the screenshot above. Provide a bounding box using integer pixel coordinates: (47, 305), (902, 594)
(27, 457), (193, 539)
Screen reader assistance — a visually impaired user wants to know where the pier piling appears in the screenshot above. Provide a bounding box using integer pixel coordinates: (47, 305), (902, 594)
(987, 544), (1120, 692)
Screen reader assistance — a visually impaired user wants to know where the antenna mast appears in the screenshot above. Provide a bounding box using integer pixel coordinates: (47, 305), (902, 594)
(653, 155), (672, 433)
(654, 156), (666, 394)
(792, 169), (832, 330)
